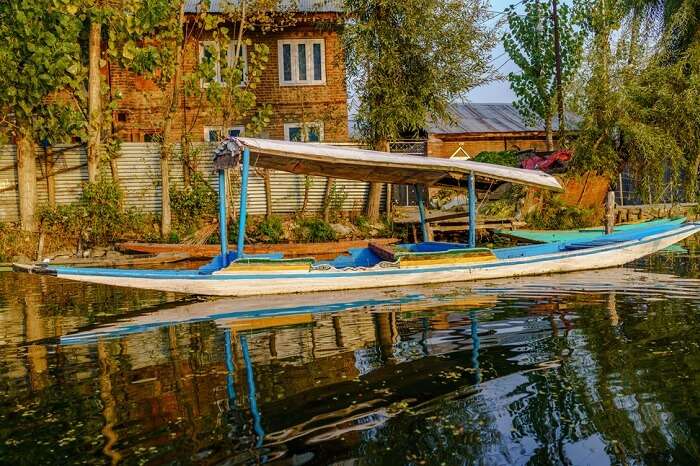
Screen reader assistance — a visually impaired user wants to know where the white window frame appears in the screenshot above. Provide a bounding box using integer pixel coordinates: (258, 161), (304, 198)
(199, 41), (248, 88)
(277, 39), (326, 86)
(284, 122), (324, 142)
(204, 125), (245, 142)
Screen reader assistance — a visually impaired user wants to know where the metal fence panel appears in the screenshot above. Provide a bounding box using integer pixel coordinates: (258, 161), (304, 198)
(0, 142), (385, 222)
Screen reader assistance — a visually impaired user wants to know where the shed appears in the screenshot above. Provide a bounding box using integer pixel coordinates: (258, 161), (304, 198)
(426, 103), (580, 159)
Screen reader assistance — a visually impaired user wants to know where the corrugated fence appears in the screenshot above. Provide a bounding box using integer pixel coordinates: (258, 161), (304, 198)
(0, 143), (384, 222)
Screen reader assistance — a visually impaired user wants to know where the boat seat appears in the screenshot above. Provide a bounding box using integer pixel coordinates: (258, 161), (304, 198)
(368, 241), (397, 262)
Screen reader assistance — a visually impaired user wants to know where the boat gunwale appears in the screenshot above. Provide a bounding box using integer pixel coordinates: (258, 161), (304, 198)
(26, 222), (700, 281)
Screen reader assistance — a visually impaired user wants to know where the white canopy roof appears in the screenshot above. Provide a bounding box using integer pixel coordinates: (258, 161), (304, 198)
(233, 137), (564, 191)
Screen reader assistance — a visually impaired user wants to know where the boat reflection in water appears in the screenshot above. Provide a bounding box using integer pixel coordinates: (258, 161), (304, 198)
(5, 259), (700, 465)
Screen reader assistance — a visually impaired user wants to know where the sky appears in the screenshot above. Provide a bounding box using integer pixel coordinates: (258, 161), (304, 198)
(466, 0), (525, 103)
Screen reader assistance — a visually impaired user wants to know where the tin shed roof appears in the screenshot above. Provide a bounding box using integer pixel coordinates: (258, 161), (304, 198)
(427, 103), (581, 135)
(185, 0), (343, 13)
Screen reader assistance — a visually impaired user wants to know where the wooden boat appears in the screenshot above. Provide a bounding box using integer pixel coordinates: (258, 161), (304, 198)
(13, 137), (700, 296)
(116, 238), (400, 260)
(495, 217), (686, 243)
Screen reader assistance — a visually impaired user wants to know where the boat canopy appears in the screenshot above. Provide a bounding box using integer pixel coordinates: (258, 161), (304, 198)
(216, 137), (564, 192)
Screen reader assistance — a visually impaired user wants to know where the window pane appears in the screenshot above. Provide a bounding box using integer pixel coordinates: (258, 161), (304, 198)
(228, 128), (242, 138)
(297, 43), (307, 81)
(282, 44), (292, 82)
(208, 129), (219, 142)
(288, 127), (302, 141)
(313, 43), (322, 81)
(307, 126), (320, 142)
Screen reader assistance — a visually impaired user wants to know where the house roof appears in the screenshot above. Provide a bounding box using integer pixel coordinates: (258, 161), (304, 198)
(185, 0), (343, 13)
(427, 103), (581, 135)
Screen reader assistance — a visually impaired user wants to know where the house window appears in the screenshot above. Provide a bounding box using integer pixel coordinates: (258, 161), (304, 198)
(204, 126), (245, 142)
(284, 122), (323, 142)
(199, 41), (247, 88)
(278, 39), (325, 85)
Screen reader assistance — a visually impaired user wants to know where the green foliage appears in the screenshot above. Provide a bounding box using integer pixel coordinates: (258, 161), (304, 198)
(503, 1), (585, 136)
(573, 0), (700, 202)
(170, 172), (217, 233)
(343, 0), (495, 145)
(326, 184), (348, 222)
(0, 0), (83, 139)
(294, 217), (336, 243)
(481, 199), (516, 218)
(526, 195), (597, 230)
(255, 216), (284, 243)
(474, 151), (519, 167)
(39, 177), (149, 245)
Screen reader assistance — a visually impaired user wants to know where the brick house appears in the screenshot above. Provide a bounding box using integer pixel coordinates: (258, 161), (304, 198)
(109, 0), (348, 144)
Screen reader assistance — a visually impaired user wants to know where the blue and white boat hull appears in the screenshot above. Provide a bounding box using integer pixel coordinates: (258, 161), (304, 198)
(16, 223), (700, 297)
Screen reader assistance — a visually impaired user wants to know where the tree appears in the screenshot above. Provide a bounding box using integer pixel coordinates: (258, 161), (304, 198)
(572, 0), (700, 202)
(0, 0), (83, 231)
(503, 0), (584, 151)
(343, 0), (495, 220)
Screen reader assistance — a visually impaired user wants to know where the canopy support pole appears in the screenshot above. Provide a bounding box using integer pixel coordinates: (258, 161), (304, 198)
(237, 148), (250, 259)
(218, 169), (228, 266)
(415, 185), (429, 242)
(470, 310), (481, 384)
(468, 172), (476, 248)
(241, 335), (265, 447)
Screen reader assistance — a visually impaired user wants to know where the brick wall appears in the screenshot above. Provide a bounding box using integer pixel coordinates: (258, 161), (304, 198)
(110, 19), (348, 143)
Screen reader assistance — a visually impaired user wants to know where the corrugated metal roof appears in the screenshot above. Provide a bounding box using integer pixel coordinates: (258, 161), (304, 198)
(185, 0), (343, 13)
(427, 103), (581, 135)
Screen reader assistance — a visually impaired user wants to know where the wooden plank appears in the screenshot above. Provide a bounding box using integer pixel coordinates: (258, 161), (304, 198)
(43, 252), (190, 267)
(117, 238), (401, 259)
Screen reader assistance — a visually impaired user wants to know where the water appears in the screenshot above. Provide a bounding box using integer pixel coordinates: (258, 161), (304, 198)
(1, 239), (700, 465)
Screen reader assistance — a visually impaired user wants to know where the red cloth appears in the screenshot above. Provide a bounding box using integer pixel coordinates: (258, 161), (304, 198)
(521, 149), (572, 171)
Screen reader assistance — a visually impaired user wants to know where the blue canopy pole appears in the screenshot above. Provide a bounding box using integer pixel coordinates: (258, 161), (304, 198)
(224, 329), (236, 405)
(237, 148), (250, 259)
(415, 185), (429, 242)
(470, 310), (481, 384)
(218, 169), (228, 265)
(468, 172), (476, 248)
(240, 335), (265, 448)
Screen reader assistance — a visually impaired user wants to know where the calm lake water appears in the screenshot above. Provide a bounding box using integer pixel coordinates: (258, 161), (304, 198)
(1, 238), (700, 465)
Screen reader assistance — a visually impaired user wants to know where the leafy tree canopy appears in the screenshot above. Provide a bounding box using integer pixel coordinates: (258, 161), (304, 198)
(0, 0), (84, 141)
(343, 0), (496, 147)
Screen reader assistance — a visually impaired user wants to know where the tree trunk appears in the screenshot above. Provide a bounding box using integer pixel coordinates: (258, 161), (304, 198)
(301, 176), (311, 214)
(182, 136), (191, 188)
(545, 115), (554, 151)
(322, 177), (336, 221)
(263, 169), (273, 218)
(16, 129), (37, 231)
(45, 146), (56, 207)
(160, 2), (186, 238)
(365, 140), (389, 221)
(87, 19), (102, 182)
(551, 0), (565, 142)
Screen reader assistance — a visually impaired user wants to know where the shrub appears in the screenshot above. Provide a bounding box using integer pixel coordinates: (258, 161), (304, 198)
(256, 216), (284, 243)
(39, 177), (152, 246)
(525, 196), (597, 230)
(474, 150), (519, 167)
(294, 217), (336, 243)
(170, 172), (217, 234)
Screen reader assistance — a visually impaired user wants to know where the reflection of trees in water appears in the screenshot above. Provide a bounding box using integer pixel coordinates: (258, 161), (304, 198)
(3, 256), (700, 465)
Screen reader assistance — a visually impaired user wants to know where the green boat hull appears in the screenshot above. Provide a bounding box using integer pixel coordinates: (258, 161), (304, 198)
(496, 218), (687, 244)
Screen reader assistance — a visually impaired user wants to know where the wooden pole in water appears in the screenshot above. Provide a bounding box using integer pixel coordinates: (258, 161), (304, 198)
(468, 172), (477, 248)
(605, 191), (616, 234)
